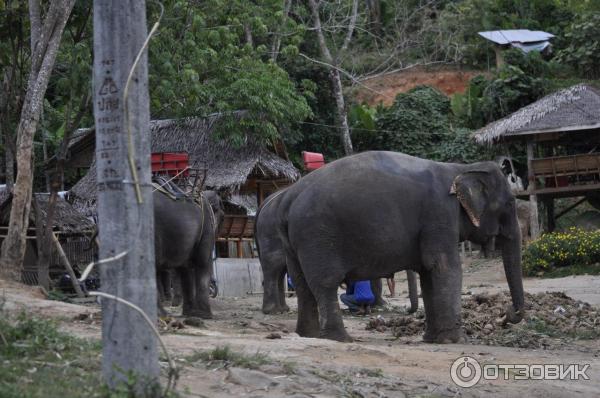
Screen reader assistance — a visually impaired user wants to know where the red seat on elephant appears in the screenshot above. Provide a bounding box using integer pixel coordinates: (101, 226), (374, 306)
(302, 151), (325, 171)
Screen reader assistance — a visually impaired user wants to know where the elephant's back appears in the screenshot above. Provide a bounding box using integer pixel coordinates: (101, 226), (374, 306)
(282, 152), (439, 268)
(154, 192), (205, 267)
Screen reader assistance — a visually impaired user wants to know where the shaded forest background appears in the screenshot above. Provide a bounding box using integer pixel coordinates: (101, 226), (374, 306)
(1, 0), (600, 191)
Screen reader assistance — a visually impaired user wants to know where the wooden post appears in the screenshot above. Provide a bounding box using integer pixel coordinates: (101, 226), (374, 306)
(494, 45), (505, 68)
(33, 196), (50, 290)
(527, 142), (541, 239)
(93, 0), (159, 390)
(50, 232), (85, 298)
(546, 199), (556, 232)
(237, 240), (243, 258)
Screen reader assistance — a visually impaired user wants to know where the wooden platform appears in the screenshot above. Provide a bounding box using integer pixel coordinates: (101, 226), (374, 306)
(516, 183), (600, 199)
(217, 215), (256, 258)
(521, 153), (600, 198)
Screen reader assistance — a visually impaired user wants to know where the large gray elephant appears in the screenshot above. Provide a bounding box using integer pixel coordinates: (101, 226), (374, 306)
(154, 189), (223, 318)
(256, 190), (420, 315)
(274, 151), (525, 343)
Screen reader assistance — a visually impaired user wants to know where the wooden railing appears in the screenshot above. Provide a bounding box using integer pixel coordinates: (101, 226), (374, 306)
(531, 153), (600, 178)
(218, 215), (255, 240)
(526, 153), (600, 194)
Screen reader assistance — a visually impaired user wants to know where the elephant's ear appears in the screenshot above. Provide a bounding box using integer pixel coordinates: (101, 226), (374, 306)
(450, 171), (489, 228)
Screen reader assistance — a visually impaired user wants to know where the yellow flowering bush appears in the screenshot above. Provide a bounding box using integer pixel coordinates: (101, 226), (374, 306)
(523, 227), (600, 276)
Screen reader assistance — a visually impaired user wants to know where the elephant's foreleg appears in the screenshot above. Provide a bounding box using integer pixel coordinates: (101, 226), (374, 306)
(419, 252), (464, 343)
(407, 270), (419, 313)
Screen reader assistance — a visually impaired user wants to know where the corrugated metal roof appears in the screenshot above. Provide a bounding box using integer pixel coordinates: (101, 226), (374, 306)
(478, 30), (555, 45)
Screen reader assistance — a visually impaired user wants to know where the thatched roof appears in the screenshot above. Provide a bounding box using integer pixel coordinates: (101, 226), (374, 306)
(0, 193), (94, 233)
(150, 116), (298, 189)
(68, 115), (299, 215)
(473, 84), (600, 145)
(68, 165), (97, 217)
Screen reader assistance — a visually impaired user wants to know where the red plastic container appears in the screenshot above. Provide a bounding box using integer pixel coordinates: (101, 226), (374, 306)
(151, 152), (189, 177)
(302, 151), (325, 171)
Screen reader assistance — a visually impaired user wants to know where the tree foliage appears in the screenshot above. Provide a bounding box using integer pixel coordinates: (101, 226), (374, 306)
(147, 0), (312, 144)
(451, 49), (559, 129)
(556, 12), (600, 79)
(353, 86), (492, 163)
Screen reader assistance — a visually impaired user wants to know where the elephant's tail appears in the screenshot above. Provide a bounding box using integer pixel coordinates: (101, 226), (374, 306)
(254, 188), (288, 256)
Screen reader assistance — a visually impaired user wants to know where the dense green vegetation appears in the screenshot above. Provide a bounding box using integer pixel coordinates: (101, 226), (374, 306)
(1, 0), (599, 184)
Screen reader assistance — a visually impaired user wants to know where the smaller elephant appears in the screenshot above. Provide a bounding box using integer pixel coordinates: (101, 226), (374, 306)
(256, 190), (419, 314)
(154, 188), (223, 318)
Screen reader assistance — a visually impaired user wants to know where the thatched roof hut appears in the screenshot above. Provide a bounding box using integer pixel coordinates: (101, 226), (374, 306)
(0, 193), (95, 233)
(473, 84), (600, 145)
(67, 115), (299, 217)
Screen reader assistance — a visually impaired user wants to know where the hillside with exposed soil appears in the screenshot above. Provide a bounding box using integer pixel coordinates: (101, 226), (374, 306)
(353, 67), (487, 106)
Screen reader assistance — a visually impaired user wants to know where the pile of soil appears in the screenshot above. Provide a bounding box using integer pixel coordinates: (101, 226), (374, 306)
(367, 292), (600, 348)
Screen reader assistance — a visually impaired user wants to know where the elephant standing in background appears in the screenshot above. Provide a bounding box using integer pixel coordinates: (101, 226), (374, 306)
(154, 190), (223, 318)
(275, 151), (525, 343)
(256, 189), (419, 315)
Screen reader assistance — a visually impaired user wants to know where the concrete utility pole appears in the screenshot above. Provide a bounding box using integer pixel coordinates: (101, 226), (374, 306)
(93, 0), (159, 390)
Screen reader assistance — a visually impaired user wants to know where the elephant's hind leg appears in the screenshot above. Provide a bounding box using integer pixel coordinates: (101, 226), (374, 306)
(286, 254), (319, 338)
(299, 254), (351, 342)
(194, 265), (213, 319)
(313, 286), (352, 342)
(262, 264), (282, 314)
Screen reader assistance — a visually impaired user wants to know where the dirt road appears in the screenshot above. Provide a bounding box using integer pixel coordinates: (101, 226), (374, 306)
(2, 257), (599, 397)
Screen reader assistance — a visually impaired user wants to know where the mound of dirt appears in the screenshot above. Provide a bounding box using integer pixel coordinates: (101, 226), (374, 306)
(367, 292), (600, 348)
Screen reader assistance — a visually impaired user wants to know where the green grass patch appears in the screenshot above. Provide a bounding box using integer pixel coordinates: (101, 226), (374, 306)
(0, 311), (104, 398)
(185, 345), (270, 369)
(0, 306), (174, 397)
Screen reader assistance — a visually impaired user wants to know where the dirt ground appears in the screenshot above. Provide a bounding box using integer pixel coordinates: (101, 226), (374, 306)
(2, 256), (600, 397)
(352, 67), (485, 107)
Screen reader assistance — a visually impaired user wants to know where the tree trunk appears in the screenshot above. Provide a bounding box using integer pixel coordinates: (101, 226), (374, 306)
(306, 0), (355, 155)
(365, 0), (382, 37)
(0, 0), (76, 281)
(244, 24), (254, 47)
(330, 69), (353, 155)
(4, 142), (14, 190)
(270, 0), (292, 62)
(0, 69), (16, 190)
(93, 0), (159, 390)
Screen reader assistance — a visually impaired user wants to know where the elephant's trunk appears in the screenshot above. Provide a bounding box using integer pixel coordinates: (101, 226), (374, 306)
(499, 227), (525, 324)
